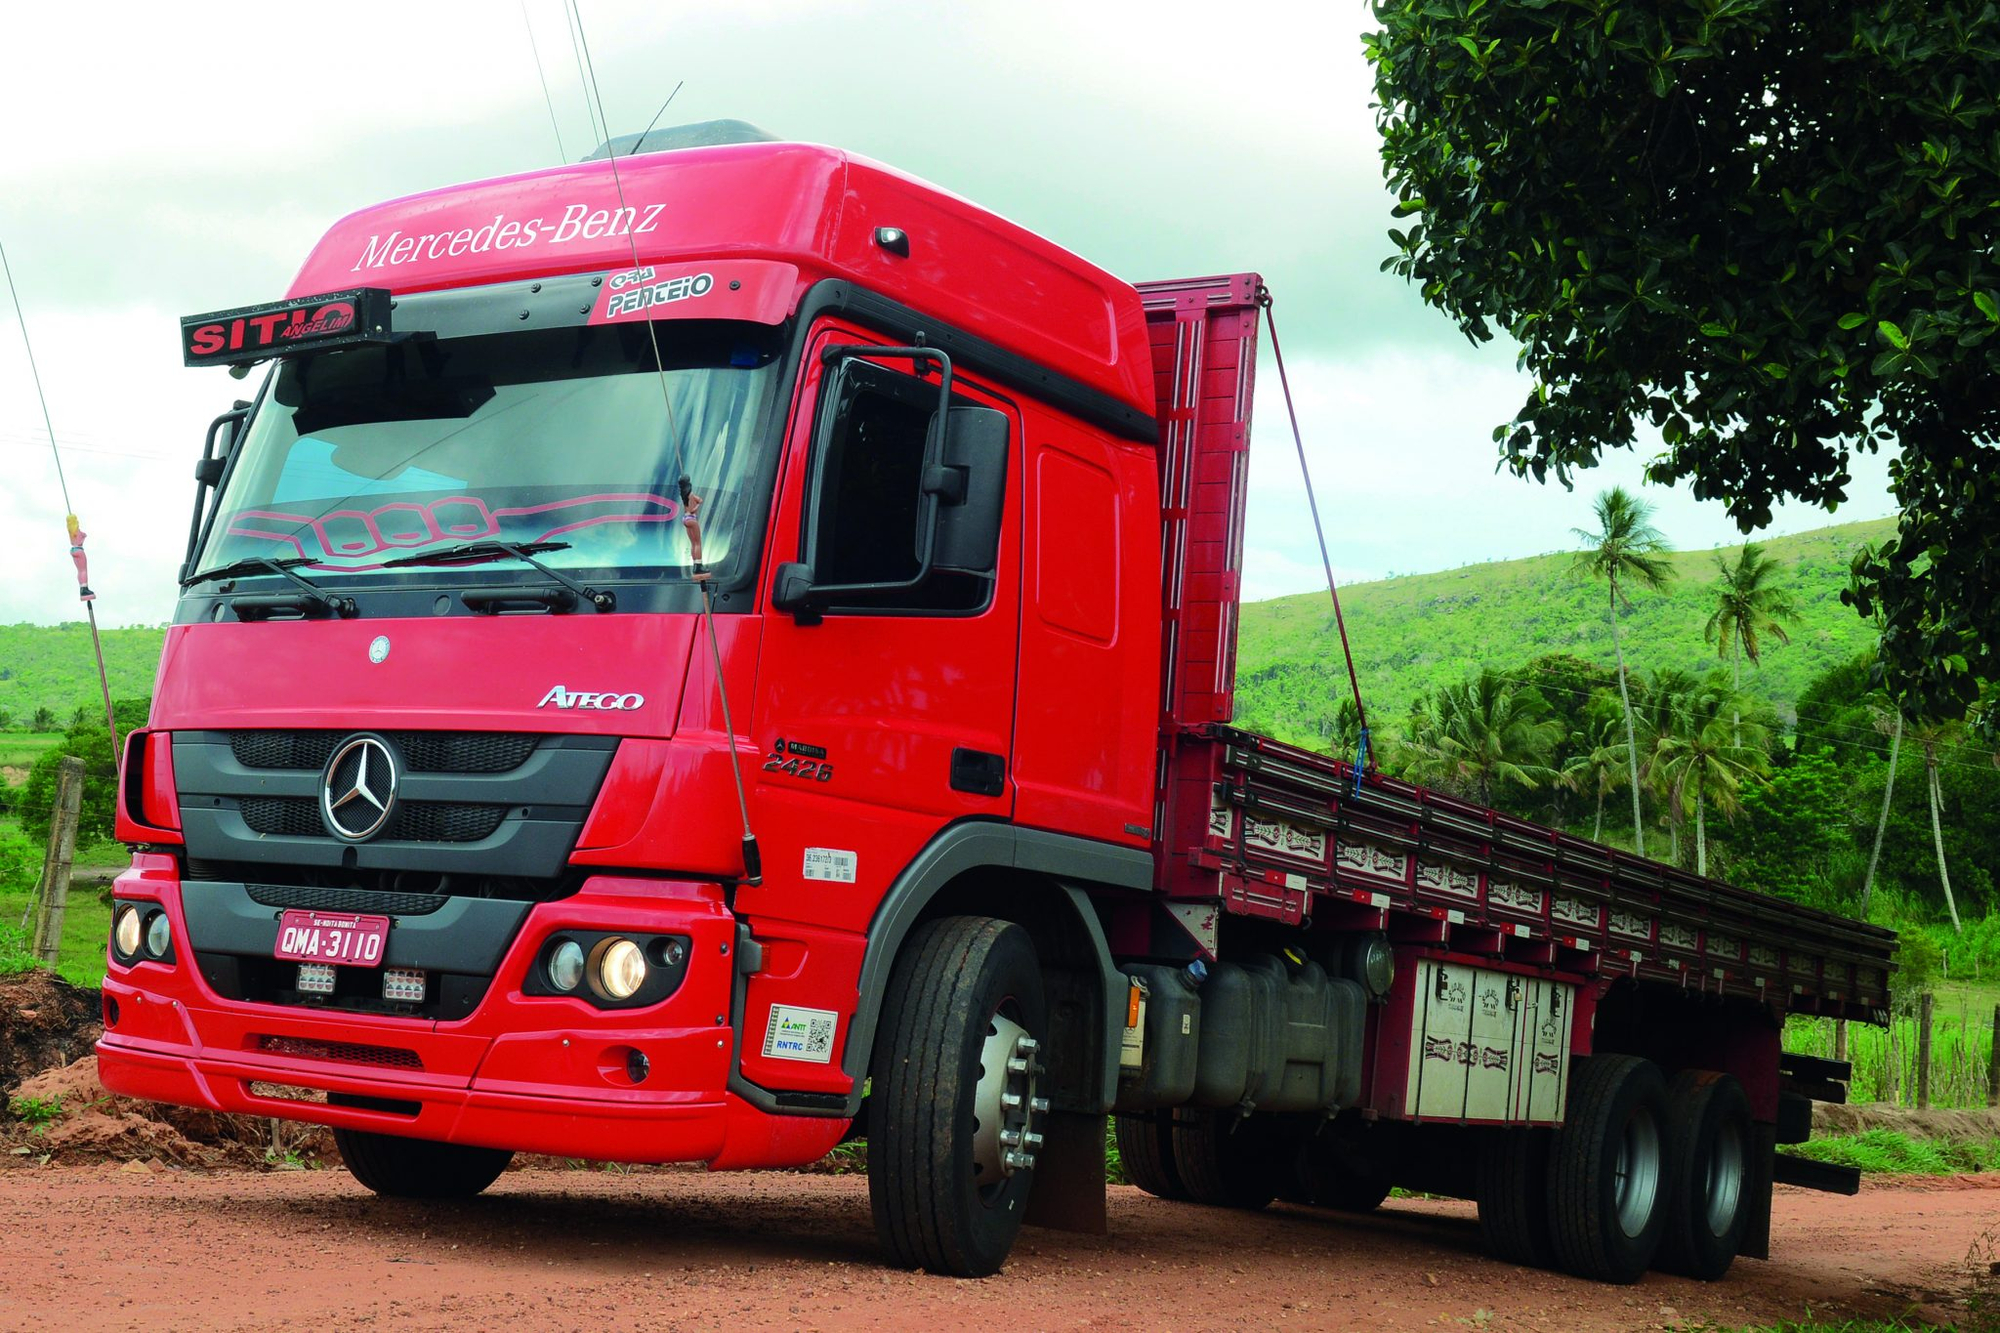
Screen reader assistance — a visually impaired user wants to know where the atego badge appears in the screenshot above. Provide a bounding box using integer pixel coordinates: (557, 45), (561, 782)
(180, 287), (392, 367)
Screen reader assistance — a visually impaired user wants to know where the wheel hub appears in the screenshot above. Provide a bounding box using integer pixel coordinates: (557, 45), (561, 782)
(1612, 1107), (1662, 1238)
(972, 1013), (1049, 1183)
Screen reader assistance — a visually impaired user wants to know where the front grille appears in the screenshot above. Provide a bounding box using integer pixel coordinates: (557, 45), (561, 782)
(241, 797), (325, 838)
(255, 1034), (424, 1071)
(231, 730), (540, 774)
(245, 882), (449, 916)
(239, 796), (507, 843)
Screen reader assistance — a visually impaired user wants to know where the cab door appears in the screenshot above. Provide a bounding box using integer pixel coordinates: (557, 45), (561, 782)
(734, 320), (1020, 1091)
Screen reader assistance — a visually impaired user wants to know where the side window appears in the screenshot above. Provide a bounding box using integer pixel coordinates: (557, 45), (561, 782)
(815, 384), (931, 588)
(804, 359), (1002, 615)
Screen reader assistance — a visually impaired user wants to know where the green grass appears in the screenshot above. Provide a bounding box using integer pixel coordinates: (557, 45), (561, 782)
(1236, 516), (1893, 746)
(0, 838), (115, 988)
(0, 732), (65, 772)
(1792, 1128), (2000, 1175)
(0, 622), (162, 727)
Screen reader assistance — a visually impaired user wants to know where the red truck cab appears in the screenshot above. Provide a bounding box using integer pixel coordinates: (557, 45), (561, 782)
(100, 125), (1892, 1283)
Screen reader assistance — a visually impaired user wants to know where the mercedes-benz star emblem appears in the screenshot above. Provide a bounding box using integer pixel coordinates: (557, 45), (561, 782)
(368, 635), (391, 664)
(321, 735), (398, 842)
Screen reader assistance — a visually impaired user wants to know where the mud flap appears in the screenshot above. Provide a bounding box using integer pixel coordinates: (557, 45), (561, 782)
(1741, 1121), (1775, 1260)
(1023, 1110), (1107, 1235)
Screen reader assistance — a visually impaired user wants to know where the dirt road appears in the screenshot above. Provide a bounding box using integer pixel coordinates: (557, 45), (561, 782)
(0, 1166), (1990, 1331)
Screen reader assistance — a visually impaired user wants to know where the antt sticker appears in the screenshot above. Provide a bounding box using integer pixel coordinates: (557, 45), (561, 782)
(762, 1005), (838, 1064)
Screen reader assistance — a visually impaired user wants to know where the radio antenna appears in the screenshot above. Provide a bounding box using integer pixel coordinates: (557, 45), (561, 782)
(570, 4), (761, 885)
(1, 237), (121, 770)
(520, 1), (569, 162)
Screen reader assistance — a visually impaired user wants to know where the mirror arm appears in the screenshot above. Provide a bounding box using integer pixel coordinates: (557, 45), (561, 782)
(181, 404), (252, 584)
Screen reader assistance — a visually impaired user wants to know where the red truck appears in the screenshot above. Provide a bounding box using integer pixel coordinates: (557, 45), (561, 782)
(100, 124), (1894, 1283)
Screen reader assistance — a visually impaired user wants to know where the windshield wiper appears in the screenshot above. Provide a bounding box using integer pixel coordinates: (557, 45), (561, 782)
(383, 540), (615, 612)
(181, 555), (357, 617)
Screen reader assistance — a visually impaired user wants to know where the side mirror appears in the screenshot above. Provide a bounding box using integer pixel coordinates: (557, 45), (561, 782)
(929, 406), (1008, 575)
(771, 561), (818, 618)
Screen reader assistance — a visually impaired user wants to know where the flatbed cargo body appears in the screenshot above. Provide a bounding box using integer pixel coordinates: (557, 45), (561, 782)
(96, 130), (1892, 1286)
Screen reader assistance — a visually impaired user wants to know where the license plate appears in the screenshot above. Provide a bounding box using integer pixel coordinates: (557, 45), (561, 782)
(274, 910), (389, 967)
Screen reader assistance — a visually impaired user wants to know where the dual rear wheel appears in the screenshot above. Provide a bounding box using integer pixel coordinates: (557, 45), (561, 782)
(1476, 1055), (1753, 1284)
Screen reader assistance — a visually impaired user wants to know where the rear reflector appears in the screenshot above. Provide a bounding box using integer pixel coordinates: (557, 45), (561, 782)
(297, 963), (336, 995)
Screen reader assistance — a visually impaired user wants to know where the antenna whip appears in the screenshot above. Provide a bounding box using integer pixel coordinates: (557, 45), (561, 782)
(2, 237), (121, 770)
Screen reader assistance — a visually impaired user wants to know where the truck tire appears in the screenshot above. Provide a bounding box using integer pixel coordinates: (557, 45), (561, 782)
(868, 916), (1048, 1277)
(1477, 1126), (1556, 1268)
(332, 1127), (512, 1199)
(1115, 1112), (1188, 1200)
(1547, 1054), (1671, 1283)
(1170, 1108), (1278, 1210)
(1656, 1070), (1753, 1280)
(1292, 1133), (1392, 1213)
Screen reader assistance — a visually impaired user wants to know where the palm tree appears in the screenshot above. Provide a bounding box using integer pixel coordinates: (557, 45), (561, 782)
(1858, 706), (1902, 915)
(1562, 709), (1629, 843)
(30, 705), (55, 732)
(1401, 669), (1563, 807)
(1704, 541), (1800, 743)
(1906, 717), (1964, 933)
(1633, 668), (1700, 864)
(1646, 681), (1771, 876)
(1573, 488), (1675, 857)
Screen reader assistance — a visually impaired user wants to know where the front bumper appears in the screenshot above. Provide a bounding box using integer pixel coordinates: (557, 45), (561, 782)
(95, 854), (846, 1168)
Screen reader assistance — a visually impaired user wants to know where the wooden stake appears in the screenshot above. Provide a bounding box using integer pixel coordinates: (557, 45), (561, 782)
(31, 756), (83, 967)
(1916, 992), (1934, 1111)
(1988, 1003), (1999, 1109)
(1834, 1018), (1847, 1064)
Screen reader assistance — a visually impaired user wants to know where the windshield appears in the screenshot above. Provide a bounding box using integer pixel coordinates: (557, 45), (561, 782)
(193, 320), (782, 584)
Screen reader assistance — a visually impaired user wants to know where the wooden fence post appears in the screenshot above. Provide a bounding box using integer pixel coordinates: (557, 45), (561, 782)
(1988, 1003), (1999, 1109)
(1916, 992), (1934, 1111)
(1834, 1018), (1848, 1064)
(1885, 1020), (1900, 1105)
(31, 756), (84, 967)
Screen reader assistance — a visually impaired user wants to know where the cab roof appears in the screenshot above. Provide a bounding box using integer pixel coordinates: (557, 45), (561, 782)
(289, 141), (1154, 421)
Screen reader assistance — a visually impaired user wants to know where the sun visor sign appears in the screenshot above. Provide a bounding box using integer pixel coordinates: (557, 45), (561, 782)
(180, 288), (392, 367)
(588, 259), (798, 327)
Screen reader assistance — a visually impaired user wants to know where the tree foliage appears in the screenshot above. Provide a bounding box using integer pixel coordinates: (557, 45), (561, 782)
(1367, 0), (2000, 720)
(18, 698), (151, 848)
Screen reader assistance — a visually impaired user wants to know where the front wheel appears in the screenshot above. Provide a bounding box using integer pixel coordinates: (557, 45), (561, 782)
(332, 1127), (512, 1199)
(1547, 1054), (1671, 1284)
(869, 916), (1048, 1277)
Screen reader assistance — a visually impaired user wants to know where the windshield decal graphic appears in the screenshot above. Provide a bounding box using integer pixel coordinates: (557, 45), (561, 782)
(225, 491), (683, 565)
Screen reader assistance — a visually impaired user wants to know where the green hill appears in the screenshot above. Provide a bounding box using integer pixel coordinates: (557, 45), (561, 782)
(0, 516), (1892, 738)
(1235, 517), (1894, 747)
(0, 622), (165, 725)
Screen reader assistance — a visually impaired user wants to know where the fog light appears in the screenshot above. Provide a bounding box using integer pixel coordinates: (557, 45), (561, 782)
(627, 1048), (650, 1083)
(593, 937), (646, 1001)
(113, 905), (142, 958)
(145, 911), (172, 959)
(548, 938), (585, 992)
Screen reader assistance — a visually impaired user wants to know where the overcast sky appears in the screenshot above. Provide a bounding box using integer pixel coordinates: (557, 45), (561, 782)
(0, 0), (1896, 628)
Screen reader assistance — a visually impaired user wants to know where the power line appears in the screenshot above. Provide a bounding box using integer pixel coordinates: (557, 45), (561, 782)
(520, 1), (569, 163)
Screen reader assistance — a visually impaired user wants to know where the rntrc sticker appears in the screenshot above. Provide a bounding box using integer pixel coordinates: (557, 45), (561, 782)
(762, 1005), (838, 1063)
(802, 847), (857, 883)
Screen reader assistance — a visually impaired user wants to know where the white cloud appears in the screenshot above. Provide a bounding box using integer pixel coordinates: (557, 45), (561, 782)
(0, 0), (1899, 629)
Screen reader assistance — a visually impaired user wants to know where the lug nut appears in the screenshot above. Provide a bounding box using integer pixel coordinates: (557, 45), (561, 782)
(1030, 1096), (1050, 1114)
(1001, 1092), (1022, 1111)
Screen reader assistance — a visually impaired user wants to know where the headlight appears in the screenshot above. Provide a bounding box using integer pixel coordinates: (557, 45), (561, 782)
(144, 911), (173, 959)
(592, 937), (647, 1001)
(548, 938), (585, 992)
(113, 905), (142, 958)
